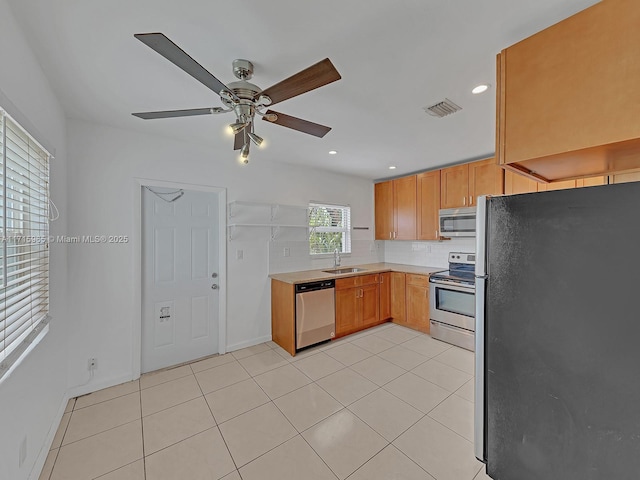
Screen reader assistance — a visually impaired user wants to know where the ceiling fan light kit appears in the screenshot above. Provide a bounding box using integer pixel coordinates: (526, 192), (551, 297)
(132, 33), (341, 164)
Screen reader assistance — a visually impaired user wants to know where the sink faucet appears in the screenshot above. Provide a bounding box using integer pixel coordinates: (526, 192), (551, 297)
(334, 248), (341, 268)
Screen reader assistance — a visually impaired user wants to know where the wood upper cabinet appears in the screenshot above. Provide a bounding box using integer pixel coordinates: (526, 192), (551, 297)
(394, 176), (417, 240)
(468, 158), (504, 205)
(440, 164), (469, 209)
(335, 275), (380, 337)
(374, 177), (416, 240)
(441, 159), (503, 208)
(416, 170), (441, 240)
(497, 0), (640, 182)
(374, 181), (394, 240)
(405, 274), (430, 334)
(504, 169), (538, 195)
(390, 272), (406, 324)
(608, 171), (640, 184)
(379, 272), (392, 321)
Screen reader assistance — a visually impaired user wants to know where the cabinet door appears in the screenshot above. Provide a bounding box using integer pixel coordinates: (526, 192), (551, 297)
(416, 170), (441, 240)
(576, 176), (607, 187)
(469, 158), (504, 205)
(360, 284), (380, 328)
(335, 287), (359, 336)
(537, 180), (576, 191)
(504, 169), (538, 195)
(440, 164), (469, 209)
(406, 283), (430, 334)
(379, 273), (391, 321)
(498, 0), (640, 177)
(390, 272), (406, 324)
(608, 171), (640, 184)
(374, 181), (394, 240)
(393, 176), (417, 240)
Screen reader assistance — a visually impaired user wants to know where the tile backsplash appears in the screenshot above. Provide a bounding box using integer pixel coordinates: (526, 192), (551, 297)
(382, 238), (476, 269)
(268, 237), (475, 273)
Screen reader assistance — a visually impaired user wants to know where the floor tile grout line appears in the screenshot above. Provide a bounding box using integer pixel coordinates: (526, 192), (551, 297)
(387, 441), (442, 480)
(140, 370), (195, 391)
(425, 410), (475, 445)
(90, 458), (144, 480)
(43, 447), (61, 480)
(55, 417), (142, 450)
(73, 380), (140, 412)
(138, 384), (147, 480)
(52, 407), (74, 452)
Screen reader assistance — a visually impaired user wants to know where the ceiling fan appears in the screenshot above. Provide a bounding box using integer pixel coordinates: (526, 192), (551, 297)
(132, 33), (342, 163)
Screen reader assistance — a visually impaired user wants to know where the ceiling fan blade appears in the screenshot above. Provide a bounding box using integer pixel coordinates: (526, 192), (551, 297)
(132, 107), (216, 120)
(234, 131), (244, 150)
(134, 33), (237, 100)
(260, 58), (341, 106)
(262, 110), (331, 138)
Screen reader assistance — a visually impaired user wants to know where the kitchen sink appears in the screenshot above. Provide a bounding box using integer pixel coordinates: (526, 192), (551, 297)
(322, 267), (367, 274)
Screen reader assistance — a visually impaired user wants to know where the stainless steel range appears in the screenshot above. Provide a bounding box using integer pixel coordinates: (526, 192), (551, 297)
(429, 252), (475, 351)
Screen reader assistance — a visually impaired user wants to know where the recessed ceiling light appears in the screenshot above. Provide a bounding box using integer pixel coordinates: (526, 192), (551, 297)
(472, 84), (490, 95)
(329, 150), (338, 155)
(389, 166), (397, 170)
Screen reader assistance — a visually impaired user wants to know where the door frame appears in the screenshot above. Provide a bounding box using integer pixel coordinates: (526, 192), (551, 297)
(132, 177), (227, 378)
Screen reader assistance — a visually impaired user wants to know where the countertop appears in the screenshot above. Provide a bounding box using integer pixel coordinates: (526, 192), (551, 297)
(269, 262), (446, 284)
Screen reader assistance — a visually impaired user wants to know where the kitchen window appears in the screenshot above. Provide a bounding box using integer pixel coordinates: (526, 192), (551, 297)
(308, 203), (351, 255)
(0, 109), (51, 377)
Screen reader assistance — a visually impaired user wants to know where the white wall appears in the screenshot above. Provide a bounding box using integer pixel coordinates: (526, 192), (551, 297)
(65, 118), (374, 382)
(0, 1), (69, 479)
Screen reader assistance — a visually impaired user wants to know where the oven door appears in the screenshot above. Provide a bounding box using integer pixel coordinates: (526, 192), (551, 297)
(429, 280), (475, 331)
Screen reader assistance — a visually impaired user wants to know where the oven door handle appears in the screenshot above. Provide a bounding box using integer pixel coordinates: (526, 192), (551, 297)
(429, 280), (475, 292)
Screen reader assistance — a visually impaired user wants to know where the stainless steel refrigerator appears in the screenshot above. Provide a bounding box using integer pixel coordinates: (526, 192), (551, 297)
(474, 183), (640, 480)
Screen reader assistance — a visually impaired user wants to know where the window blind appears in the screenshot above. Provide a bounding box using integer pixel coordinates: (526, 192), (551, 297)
(309, 203), (351, 255)
(0, 110), (50, 366)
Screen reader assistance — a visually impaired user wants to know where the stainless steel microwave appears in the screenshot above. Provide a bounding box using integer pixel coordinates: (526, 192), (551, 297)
(438, 207), (476, 237)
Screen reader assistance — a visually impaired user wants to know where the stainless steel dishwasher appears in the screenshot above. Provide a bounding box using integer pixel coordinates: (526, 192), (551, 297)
(295, 279), (335, 349)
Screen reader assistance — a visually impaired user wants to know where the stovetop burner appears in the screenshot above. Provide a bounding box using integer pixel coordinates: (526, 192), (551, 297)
(430, 252), (476, 286)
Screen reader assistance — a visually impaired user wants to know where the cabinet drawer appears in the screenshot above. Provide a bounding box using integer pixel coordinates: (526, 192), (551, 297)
(335, 273), (380, 290)
(405, 274), (430, 287)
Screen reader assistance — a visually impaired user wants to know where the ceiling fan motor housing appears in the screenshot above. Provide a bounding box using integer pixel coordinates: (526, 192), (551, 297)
(232, 59), (254, 80)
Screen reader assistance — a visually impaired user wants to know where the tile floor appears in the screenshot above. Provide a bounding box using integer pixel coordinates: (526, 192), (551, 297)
(39, 323), (492, 480)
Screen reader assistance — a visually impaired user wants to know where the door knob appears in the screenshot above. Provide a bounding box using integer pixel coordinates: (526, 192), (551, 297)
(211, 284), (219, 290)
(211, 273), (218, 278)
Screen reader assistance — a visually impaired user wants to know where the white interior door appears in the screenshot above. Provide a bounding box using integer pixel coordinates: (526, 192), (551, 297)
(142, 187), (220, 373)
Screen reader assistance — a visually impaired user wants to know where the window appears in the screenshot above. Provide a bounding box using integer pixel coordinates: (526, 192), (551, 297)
(309, 203), (351, 255)
(0, 109), (50, 369)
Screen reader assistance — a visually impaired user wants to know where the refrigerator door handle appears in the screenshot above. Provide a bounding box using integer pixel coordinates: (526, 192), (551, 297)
(475, 276), (486, 462)
(474, 194), (489, 463)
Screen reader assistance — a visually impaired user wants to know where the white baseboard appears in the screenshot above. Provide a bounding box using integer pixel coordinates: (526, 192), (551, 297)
(66, 372), (137, 400)
(226, 335), (272, 353)
(28, 394), (68, 480)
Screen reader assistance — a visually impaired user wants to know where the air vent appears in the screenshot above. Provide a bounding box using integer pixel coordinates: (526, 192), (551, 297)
(423, 98), (462, 118)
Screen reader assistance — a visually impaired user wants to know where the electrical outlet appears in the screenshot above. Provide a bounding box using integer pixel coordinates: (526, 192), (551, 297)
(88, 358), (97, 370)
(283, 247), (290, 257)
(19, 436), (26, 467)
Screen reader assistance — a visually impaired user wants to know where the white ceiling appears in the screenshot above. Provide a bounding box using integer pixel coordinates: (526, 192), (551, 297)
(8, 0), (599, 180)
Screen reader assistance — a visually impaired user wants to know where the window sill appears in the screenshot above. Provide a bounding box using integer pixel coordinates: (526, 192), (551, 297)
(0, 316), (50, 385)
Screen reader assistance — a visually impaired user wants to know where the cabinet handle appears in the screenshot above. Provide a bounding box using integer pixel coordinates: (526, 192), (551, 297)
(394, 231), (397, 239)
(469, 195), (473, 205)
(389, 232), (392, 239)
(463, 196), (466, 206)
(435, 230), (438, 239)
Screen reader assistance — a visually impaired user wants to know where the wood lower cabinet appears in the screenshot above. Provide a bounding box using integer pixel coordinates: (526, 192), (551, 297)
(405, 274), (430, 333)
(390, 272), (406, 324)
(271, 279), (296, 356)
(379, 272), (391, 321)
(335, 274), (380, 337)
